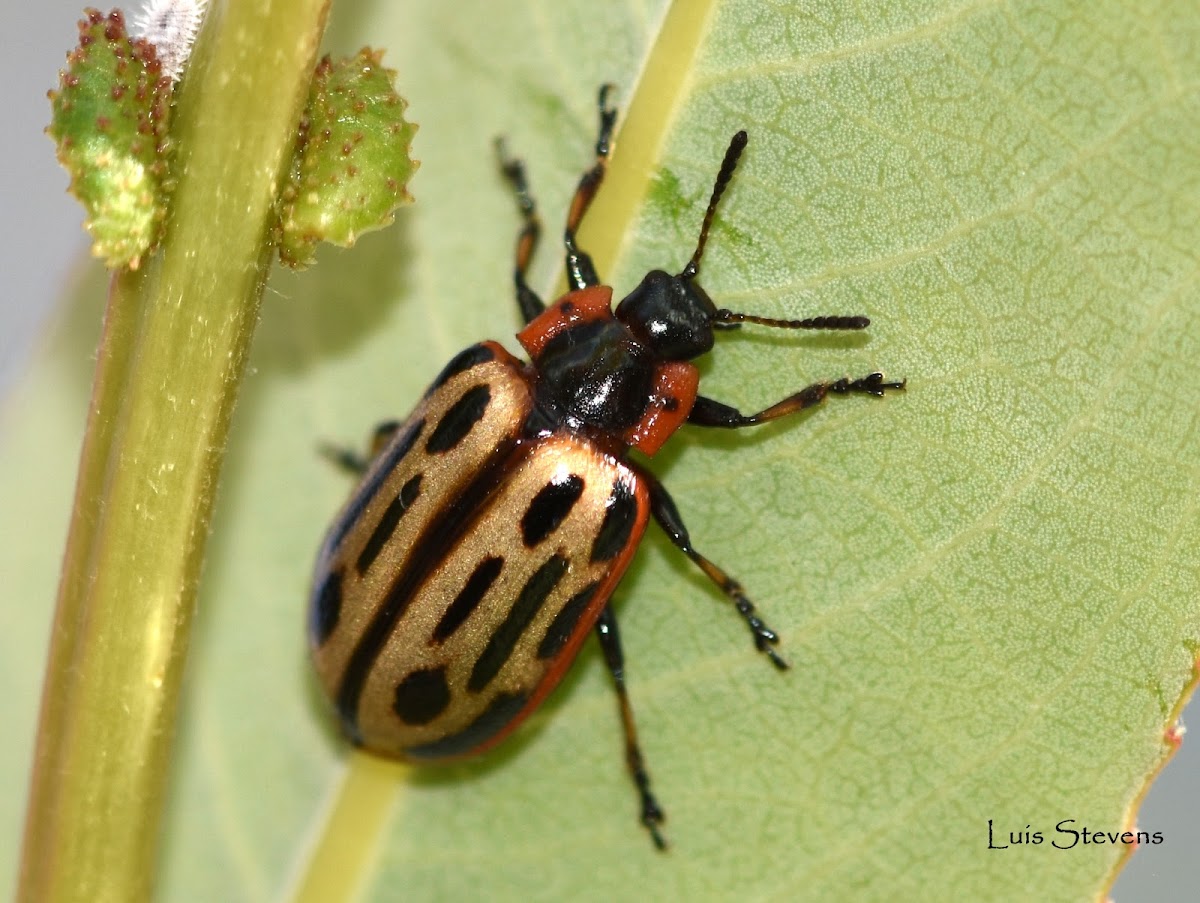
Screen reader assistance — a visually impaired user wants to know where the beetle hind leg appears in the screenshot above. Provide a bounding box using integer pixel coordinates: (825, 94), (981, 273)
(594, 604), (668, 850)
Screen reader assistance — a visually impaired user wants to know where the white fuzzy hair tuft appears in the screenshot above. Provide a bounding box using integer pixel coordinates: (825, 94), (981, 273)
(131, 0), (208, 82)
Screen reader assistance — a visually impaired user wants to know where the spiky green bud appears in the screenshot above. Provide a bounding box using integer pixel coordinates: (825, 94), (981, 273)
(278, 49), (419, 268)
(48, 8), (172, 269)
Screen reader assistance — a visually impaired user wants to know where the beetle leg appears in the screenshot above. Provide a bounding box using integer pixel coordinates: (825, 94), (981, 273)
(594, 603), (668, 851)
(687, 373), (906, 428)
(563, 84), (618, 291)
(319, 420), (401, 476)
(638, 467), (789, 671)
(495, 139), (546, 324)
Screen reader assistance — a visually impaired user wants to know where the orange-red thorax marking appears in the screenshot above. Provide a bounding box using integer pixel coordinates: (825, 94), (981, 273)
(516, 287), (699, 456)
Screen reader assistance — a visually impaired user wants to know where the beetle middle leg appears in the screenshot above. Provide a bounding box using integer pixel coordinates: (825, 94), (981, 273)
(637, 466), (789, 671)
(564, 84), (618, 291)
(319, 420), (401, 475)
(594, 603), (668, 850)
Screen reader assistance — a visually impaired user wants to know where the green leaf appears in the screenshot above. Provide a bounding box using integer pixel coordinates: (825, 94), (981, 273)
(5, 0), (1199, 900)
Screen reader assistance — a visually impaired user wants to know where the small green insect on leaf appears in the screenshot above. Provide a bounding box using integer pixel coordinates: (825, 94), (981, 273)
(47, 8), (172, 270)
(277, 48), (419, 269)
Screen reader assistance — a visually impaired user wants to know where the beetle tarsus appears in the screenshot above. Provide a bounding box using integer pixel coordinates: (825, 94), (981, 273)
(643, 799), (668, 851)
(629, 740), (668, 850)
(595, 83), (617, 157)
(733, 593), (790, 671)
(830, 372), (907, 398)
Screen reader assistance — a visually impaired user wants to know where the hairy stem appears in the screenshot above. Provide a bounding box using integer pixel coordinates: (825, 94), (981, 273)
(19, 1), (331, 900)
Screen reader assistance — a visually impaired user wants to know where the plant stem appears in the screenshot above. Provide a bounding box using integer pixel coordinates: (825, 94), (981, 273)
(19, 1), (331, 900)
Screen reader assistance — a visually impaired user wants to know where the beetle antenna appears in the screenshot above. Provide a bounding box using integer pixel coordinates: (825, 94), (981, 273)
(712, 310), (871, 330)
(680, 130), (747, 281)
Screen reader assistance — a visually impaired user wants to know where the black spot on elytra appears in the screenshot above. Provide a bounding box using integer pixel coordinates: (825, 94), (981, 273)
(663, 396), (679, 412)
(537, 580), (600, 660)
(590, 480), (638, 562)
(334, 431), (526, 738)
(310, 568), (344, 646)
(429, 344), (495, 393)
(468, 555), (569, 693)
(433, 556), (504, 643)
(356, 474), (422, 574)
(393, 667), (451, 725)
(405, 691), (529, 759)
(560, 301), (576, 313)
(520, 475), (585, 547)
(426, 384), (491, 454)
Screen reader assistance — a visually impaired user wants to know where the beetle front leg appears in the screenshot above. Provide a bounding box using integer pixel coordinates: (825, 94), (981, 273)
(594, 604), (667, 851)
(563, 84), (618, 291)
(638, 467), (789, 671)
(495, 139), (546, 324)
(687, 373), (906, 428)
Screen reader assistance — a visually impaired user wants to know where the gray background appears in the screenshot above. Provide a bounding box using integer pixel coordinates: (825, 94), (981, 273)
(2, 3), (1193, 900)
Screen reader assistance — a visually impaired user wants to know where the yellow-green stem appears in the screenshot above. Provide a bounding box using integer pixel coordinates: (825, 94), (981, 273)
(19, 2), (330, 900)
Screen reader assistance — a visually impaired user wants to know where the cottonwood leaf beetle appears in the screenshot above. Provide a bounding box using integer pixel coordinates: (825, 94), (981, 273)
(310, 86), (905, 849)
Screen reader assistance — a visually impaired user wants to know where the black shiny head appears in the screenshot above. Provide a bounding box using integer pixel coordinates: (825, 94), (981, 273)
(615, 269), (718, 360)
(617, 131), (873, 363)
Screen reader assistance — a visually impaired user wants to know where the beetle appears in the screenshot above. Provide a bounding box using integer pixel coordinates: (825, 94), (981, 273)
(309, 86), (904, 849)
